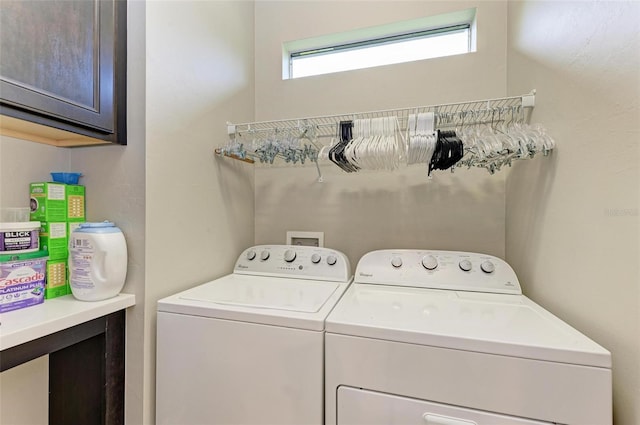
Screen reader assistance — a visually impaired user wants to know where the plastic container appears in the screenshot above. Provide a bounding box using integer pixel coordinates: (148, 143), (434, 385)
(0, 221), (41, 253)
(0, 250), (48, 313)
(69, 221), (127, 301)
(51, 172), (82, 185)
(1, 207), (30, 222)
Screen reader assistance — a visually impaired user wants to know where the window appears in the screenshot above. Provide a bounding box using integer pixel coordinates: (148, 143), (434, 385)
(283, 9), (476, 79)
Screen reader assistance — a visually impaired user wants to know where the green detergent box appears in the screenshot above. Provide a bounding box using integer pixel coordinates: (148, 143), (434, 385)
(67, 221), (84, 237)
(30, 182), (67, 222)
(30, 183), (85, 222)
(39, 222), (68, 260)
(45, 258), (70, 299)
(65, 185), (86, 222)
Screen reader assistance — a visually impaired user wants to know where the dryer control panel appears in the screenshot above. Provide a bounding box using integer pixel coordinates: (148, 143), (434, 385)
(234, 245), (352, 283)
(354, 250), (521, 294)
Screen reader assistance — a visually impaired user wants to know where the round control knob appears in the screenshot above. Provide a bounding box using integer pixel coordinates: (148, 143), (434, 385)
(459, 259), (472, 272)
(284, 249), (296, 262)
(391, 256), (403, 268)
(260, 250), (270, 261)
(246, 250), (256, 261)
(326, 255), (337, 266)
(421, 255), (438, 270)
(311, 253), (321, 264)
(481, 260), (495, 273)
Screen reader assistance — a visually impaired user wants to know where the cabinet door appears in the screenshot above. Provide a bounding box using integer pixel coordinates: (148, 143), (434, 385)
(0, 0), (126, 144)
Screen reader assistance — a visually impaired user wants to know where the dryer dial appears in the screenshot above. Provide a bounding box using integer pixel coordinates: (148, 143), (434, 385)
(311, 253), (322, 264)
(284, 249), (297, 262)
(481, 260), (495, 273)
(246, 250), (256, 261)
(422, 255), (438, 270)
(391, 257), (403, 268)
(327, 255), (337, 266)
(260, 250), (270, 261)
(459, 259), (472, 272)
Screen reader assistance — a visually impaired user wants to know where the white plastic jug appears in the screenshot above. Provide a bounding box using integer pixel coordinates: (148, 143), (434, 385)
(69, 221), (127, 301)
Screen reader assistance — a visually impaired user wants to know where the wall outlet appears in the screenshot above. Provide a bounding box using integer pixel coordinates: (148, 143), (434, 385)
(286, 231), (324, 247)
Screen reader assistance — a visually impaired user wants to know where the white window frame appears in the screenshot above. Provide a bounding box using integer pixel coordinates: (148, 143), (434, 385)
(282, 8), (477, 80)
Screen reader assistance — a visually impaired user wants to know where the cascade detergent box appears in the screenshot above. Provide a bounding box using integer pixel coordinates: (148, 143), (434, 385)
(0, 251), (48, 313)
(39, 222), (68, 260)
(45, 259), (70, 299)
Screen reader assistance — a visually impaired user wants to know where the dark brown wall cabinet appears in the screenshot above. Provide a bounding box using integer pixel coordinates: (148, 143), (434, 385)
(0, 0), (127, 145)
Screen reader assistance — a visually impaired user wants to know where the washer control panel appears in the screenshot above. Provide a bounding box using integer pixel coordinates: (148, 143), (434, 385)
(234, 245), (351, 282)
(354, 250), (521, 294)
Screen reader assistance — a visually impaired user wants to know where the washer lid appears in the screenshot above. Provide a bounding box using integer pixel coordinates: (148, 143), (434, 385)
(181, 274), (339, 312)
(157, 274), (350, 331)
(325, 284), (611, 368)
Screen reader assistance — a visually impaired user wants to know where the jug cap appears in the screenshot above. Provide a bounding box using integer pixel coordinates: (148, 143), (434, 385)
(76, 221), (122, 234)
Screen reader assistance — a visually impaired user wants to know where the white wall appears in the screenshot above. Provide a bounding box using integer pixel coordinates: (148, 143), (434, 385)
(506, 2), (640, 424)
(254, 1), (509, 265)
(144, 1), (255, 423)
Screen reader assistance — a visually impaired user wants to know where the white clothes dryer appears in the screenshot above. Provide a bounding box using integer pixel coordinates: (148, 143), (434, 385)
(325, 250), (612, 425)
(156, 245), (352, 425)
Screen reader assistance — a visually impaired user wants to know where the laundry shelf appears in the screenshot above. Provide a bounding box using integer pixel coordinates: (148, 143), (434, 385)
(222, 91), (535, 142)
(215, 90), (552, 181)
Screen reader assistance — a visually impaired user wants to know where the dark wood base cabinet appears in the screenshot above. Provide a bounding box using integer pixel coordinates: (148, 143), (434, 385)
(0, 311), (126, 425)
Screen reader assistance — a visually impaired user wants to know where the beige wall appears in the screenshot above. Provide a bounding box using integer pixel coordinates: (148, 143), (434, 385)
(0, 2), (255, 424)
(4, 1), (638, 423)
(0, 356), (48, 425)
(144, 1), (255, 423)
(69, 1), (147, 422)
(0, 137), (69, 205)
(506, 1), (640, 424)
(0, 1), (148, 422)
(255, 1), (639, 422)
(254, 1), (509, 265)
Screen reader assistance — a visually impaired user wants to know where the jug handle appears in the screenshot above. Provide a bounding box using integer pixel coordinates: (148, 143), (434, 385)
(92, 249), (108, 286)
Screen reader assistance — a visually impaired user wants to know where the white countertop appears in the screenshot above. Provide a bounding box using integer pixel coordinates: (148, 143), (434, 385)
(0, 293), (136, 351)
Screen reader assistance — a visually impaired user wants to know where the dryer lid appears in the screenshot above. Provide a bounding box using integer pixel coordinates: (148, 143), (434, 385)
(325, 284), (611, 368)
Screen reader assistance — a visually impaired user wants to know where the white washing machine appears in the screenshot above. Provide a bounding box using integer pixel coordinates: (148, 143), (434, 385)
(325, 250), (612, 425)
(156, 245), (352, 425)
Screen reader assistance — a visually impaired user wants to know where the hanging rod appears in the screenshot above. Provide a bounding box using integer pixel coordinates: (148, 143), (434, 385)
(224, 90), (536, 140)
(214, 90), (546, 183)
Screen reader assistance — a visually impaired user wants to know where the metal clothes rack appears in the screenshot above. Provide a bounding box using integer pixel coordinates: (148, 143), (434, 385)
(215, 91), (539, 175)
